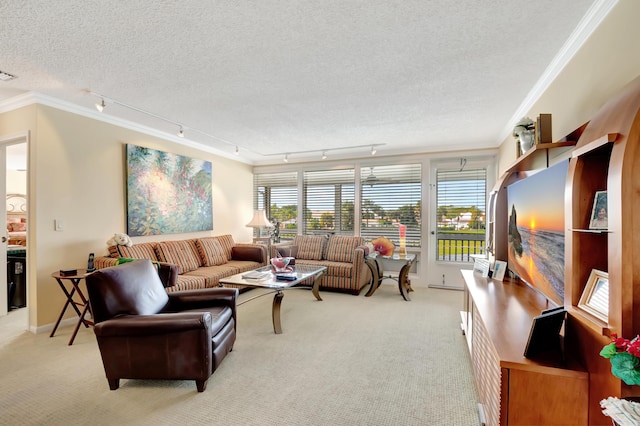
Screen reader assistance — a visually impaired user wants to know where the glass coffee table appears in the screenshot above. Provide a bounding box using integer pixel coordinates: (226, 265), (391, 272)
(219, 264), (326, 334)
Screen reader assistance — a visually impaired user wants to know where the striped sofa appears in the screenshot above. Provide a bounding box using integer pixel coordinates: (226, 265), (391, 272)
(94, 235), (268, 292)
(271, 235), (371, 295)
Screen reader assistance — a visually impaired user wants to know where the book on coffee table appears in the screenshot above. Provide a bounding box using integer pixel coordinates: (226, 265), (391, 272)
(242, 270), (270, 280)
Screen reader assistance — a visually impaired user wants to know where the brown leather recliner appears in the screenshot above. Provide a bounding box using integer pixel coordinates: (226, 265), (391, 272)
(86, 259), (237, 392)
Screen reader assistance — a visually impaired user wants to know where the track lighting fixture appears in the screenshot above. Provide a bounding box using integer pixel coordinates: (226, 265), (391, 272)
(87, 91), (383, 161)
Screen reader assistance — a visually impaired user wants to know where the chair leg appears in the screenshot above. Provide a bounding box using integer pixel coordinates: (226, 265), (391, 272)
(108, 378), (120, 390)
(196, 379), (208, 392)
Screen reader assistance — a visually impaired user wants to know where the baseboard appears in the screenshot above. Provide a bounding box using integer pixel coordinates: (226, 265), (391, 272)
(31, 317), (77, 335)
(428, 284), (463, 291)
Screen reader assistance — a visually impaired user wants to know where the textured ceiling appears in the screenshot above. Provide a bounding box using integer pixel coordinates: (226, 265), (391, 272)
(0, 1), (603, 164)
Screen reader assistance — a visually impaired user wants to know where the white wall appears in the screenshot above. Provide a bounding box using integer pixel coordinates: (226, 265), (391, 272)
(497, 0), (640, 173)
(0, 104), (254, 329)
(6, 170), (26, 194)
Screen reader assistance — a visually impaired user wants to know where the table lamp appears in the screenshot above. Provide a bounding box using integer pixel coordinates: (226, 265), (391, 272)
(246, 209), (274, 239)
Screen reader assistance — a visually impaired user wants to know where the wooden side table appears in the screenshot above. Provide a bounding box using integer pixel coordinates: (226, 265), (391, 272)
(50, 269), (94, 345)
(364, 254), (416, 300)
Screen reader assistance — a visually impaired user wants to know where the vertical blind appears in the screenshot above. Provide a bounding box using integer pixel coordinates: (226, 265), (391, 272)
(302, 169), (355, 236)
(435, 167), (487, 261)
(360, 164), (422, 247)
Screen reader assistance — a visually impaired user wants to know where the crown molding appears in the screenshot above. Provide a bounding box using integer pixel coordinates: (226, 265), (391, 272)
(0, 91), (253, 165)
(500, 0), (619, 143)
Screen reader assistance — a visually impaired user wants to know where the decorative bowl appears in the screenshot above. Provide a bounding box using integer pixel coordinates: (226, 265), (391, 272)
(270, 257), (291, 272)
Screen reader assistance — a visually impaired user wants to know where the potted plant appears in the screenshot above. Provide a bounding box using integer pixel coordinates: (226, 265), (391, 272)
(600, 334), (640, 385)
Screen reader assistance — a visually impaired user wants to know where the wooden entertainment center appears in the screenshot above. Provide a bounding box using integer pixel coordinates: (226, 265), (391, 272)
(461, 75), (640, 425)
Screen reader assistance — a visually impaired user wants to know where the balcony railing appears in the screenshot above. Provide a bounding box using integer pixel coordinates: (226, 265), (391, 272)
(437, 232), (485, 262)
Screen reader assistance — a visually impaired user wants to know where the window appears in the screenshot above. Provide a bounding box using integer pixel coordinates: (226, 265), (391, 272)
(360, 164), (422, 247)
(435, 166), (486, 262)
(254, 171), (298, 241)
(302, 169), (355, 235)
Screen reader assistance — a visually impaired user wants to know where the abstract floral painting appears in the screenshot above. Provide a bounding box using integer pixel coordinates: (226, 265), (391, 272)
(126, 144), (213, 236)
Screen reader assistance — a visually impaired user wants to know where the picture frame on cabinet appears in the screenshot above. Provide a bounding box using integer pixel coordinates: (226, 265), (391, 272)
(578, 269), (609, 322)
(492, 260), (507, 281)
(589, 190), (608, 230)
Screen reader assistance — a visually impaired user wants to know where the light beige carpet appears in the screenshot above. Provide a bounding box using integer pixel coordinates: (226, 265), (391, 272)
(0, 285), (479, 425)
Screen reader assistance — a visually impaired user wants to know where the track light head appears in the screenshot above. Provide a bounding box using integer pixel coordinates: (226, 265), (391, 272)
(371, 146), (377, 156)
(322, 151), (327, 160)
(95, 99), (106, 112)
(235, 145), (240, 155)
(178, 126), (184, 137)
(283, 154), (289, 163)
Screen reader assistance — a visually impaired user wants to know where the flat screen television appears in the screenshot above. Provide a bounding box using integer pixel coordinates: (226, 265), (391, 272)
(507, 159), (569, 306)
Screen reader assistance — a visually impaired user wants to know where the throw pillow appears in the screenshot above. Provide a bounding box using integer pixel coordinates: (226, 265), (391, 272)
(195, 238), (228, 266)
(294, 235), (326, 260)
(155, 240), (201, 274)
(214, 234), (235, 261)
(7, 222), (26, 232)
(117, 242), (159, 261)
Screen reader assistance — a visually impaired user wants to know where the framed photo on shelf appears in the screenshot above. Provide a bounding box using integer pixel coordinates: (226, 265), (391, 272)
(578, 269), (609, 322)
(589, 190), (608, 230)
(492, 260), (507, 281)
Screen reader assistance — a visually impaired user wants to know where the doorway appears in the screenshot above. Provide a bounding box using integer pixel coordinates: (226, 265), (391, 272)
(1, 134), (28, 332)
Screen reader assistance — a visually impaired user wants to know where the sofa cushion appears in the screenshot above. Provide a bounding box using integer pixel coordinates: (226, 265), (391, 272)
(294, 235), (327, 260)
(326, 236), (364, 263)
(155, 240), (201, 274)
(117, 242), (158, 261)
(211, 235), (235, 261)
(195, 238), (228, 267)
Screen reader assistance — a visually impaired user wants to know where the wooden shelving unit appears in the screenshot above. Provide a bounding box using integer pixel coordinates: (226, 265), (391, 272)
(469, 77), (640, 424)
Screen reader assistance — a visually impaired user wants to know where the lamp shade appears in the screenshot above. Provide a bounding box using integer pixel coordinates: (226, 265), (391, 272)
(246, 210), (273, 228)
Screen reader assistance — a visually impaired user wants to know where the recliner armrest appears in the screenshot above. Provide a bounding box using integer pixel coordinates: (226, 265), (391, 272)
(165, 288), (238, 319)
(93, 312), (212, 337)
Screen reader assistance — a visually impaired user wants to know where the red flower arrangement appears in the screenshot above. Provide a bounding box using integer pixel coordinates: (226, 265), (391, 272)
(600, 334), (640, 385)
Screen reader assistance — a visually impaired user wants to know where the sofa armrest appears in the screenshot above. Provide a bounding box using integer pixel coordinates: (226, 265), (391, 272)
(231, 244), (267, 264)
(94, 256), (119, 269)
(93, 312), (212, 337)
(165, 288), (238, 320)
(352, 246), (368, 268)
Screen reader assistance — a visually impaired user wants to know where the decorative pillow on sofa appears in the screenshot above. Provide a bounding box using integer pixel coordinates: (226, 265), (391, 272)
(195, 238), (228, 267)
(117, 242), (159, 261)
(326, 236), (364, 263)
(155, 240), (201, 274)
(7, 222), (26, 232)
(214, 234), (235, 261)
(294, 235), (327, 260)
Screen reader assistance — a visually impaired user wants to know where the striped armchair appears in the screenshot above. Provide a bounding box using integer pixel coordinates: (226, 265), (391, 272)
(272, 235), (371, 295)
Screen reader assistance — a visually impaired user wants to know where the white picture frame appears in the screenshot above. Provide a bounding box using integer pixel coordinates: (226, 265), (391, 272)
(473, 257), (490, 278)
(492, 260), (507, 281)
(578, 269), (608, 322)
